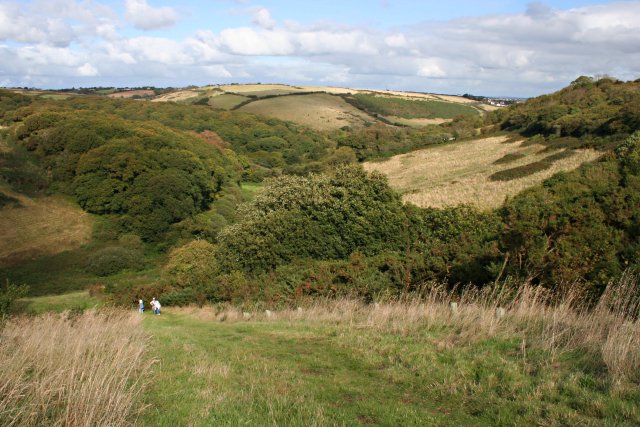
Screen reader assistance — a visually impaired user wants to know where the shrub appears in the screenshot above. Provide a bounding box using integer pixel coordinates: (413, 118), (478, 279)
(162, 240), (218, 289)
(0, 280), (29, 317)
(85, 246), (146, 277)
(217, 165), (407, 273)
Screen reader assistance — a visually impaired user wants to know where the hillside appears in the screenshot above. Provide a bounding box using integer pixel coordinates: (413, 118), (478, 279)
(491, 75), (640, 148)
(239, 93), (376, 131)
(364, 136), (601, 209)
(1, 78), (639, 300)
(150, 83), (484, 130)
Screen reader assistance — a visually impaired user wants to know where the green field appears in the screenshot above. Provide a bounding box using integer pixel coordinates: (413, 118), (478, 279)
(349, 94), (480, 119)
(16, 290), (101, 314)
(208, 94), (250, 110)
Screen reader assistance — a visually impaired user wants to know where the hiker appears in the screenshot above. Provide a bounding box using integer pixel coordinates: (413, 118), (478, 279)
(138, 299), (144, 313)
(151, 297), (161, 315)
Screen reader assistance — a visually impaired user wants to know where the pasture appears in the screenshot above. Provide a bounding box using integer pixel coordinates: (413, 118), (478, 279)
(364, 136), (602, 209)
(238, 93), (377, 131)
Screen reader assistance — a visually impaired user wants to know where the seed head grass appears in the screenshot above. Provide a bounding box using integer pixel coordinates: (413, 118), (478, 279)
(0, 309), (151, 426)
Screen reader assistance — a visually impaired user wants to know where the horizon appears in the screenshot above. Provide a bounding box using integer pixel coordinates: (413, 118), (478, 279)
(1, 1), (639, 97)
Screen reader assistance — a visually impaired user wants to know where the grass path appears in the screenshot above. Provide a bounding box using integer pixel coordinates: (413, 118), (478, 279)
(139, 307), (639, 426)
(140, 311), (461, 426)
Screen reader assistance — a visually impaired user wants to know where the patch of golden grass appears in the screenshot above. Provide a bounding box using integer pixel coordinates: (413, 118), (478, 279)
(216, 84), (301, 93)
(364, 136), (602, 209)
(239, 93), (377, 131)
(0, 309), (151, 426)
(151, 90), (200, 103)
(0, 195), (92, 267)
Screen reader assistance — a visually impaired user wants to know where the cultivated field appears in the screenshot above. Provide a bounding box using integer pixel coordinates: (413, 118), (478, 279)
(0, 193), (92, 267)
(239, 93), (376, 131)
(208, 93), (249, 109)
(364, 136), (602, 209)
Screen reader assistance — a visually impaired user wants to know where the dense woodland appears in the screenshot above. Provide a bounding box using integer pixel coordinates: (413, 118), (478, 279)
(1, 76), (639, 308)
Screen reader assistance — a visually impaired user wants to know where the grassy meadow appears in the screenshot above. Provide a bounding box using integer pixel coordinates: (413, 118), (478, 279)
(4, 276), (639, 426)
(364, 136), (602, 209)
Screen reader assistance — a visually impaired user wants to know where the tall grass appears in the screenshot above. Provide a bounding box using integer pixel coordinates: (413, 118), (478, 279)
(0, 309), (150, 426)
(196, 272), (640, 384)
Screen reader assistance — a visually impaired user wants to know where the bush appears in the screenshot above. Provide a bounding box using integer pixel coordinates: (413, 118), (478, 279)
(85, 246), (146, 277)
(217, 165), (407, 273)
(0, 280), (29, 317)
(162, 240), (218, 289)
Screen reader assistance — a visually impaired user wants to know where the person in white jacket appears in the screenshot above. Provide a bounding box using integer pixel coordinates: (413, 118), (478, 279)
(151, 297), (161, 315)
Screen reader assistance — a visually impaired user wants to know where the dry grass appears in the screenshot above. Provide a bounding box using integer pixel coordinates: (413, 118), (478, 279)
(0, 309), (151, 426)
(107, 90), (155, 99)
(151, 90), (200, 103)
(239, 93), (377, 131)
(201, 272), (640, 384)
(0, 195), (93, 267)
(364, 136), (602, 209)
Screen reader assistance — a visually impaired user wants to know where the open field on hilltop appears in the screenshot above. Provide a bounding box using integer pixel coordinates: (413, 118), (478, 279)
(151, 89), (201, 103)
(348, 93), (481, 120)
(215, 84), (304, 94)
(239, 93), (378, 131)
(0, 194), (92, 267)
(364, 136), (602, 209)
(208, 93), (249, 109)
(107, 89), (155, 98)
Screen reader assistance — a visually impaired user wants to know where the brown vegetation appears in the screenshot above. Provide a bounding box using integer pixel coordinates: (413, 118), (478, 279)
(0, 309), (150, 426)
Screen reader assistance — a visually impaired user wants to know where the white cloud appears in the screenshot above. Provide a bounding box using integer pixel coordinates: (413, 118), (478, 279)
(251, 7), (275, 30)
(416, 60), (446, 78)
(385, 34), (407, 48)
(219, 28), (294, 55)
(125, 0), (177, 31)
(77, 62), (99, 76)
(0, 1), (639, 96)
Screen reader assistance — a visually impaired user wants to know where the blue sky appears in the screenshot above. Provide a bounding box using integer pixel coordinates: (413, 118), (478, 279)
(0, 0), (639, 96)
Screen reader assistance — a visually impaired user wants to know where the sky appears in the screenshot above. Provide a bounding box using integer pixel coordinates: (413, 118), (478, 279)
(0, 0), (639, 97)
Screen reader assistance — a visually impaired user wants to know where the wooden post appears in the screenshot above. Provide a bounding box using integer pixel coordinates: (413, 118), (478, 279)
(449, 302), (458, 314)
